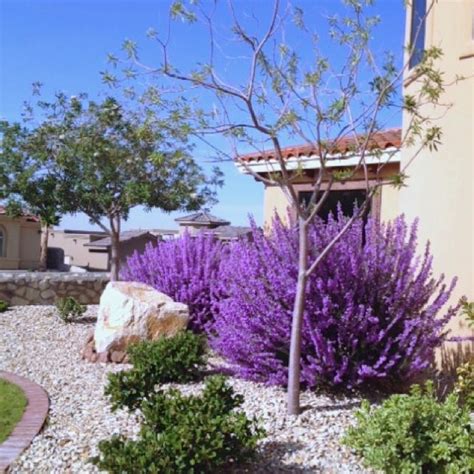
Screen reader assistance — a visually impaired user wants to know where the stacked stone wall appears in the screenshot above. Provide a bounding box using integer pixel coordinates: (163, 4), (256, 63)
(0, 272), (109, 305)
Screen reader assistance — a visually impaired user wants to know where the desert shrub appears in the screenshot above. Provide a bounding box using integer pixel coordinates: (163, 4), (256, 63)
(459, 298), (474, 324)
(105, 331), (207, 411)
(0, 300), (9, 312)
(55, 296), (86, 322)
(122, 232), (224, 332)
(212, 214), (457, 389)
(453, 299), (474, 410)
(455, 362), (474, 410)
(344, 382), (474, 473)
(93, 375), (264, 473)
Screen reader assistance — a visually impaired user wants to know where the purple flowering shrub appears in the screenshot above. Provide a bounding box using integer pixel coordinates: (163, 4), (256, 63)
(122, 232), (224, 332)
(211, 215), (457, 389)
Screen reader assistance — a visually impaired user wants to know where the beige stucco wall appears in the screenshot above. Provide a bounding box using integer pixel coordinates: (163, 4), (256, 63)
(263, 185), (292, 228)
(0, 215), (41, 270)
(400, 0), (474, 349)
(19, 225), (42, 269)
(379, 183), (400, 223)
(0, 217), (20, 269)
(49, 231), (109, 271)
(49, 231), (158, 272)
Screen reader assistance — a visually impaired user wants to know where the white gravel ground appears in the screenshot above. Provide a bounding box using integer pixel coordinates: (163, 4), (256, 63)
(0, 305), (368, 473)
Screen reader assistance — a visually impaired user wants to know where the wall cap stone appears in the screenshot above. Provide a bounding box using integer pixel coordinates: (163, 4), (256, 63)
(0, 272), (110, 283)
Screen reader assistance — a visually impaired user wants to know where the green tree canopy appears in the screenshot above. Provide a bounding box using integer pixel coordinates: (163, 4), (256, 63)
(0, 120), (64, 270)
(3, 92), (222, 279)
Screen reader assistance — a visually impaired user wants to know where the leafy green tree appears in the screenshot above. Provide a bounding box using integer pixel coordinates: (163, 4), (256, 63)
(0, 121), (63, 271)
(103, 0), (459, 413)
(14, 93), (222, 280)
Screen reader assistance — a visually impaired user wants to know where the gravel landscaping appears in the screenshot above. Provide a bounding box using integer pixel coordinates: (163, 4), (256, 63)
(0, 305), (368, 473)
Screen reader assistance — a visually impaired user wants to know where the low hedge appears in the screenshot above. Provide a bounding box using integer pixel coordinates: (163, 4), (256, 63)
(94, 375), (264, 473)
(344, 382), (474, 473)
(105, 331), (208, 411)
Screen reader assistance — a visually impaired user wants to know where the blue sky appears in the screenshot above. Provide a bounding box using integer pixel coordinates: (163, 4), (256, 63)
(0, 0), (406, 231)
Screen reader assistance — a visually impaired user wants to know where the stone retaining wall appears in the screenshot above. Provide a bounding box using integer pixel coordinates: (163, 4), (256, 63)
(0, 272), (109, 305)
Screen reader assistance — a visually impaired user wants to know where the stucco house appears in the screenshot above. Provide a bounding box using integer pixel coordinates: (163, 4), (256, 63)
(236, 0), (473, 350)
(49, 229), (162, 272)
(48, 229), (109, 271)
(84, 230), (159, 271)
(399, 0), (473, 358)
(237, 129), (402, 227)
(0, 206), (41, 270)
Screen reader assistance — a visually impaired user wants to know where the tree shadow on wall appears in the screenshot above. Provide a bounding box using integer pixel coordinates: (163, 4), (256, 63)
(434, 340), (474, 398)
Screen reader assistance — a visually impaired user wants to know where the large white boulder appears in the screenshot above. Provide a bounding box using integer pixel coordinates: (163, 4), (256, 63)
(93, 281), (189, 355)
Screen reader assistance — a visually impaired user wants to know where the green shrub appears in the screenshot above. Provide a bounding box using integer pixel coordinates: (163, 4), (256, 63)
(344, 382), (474, 474)
(455, 362), (474, 411)
(55, 296), (86, 322)
(460, 297), (474, 325)
(105, 331), (208, 411)
(454, 298), (474, 410)
(0, 300), (9, 312)
(93, 375), (264, 473)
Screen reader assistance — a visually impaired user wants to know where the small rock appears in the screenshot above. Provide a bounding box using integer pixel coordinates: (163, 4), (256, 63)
(110, 351), (127, 363)
(11, 296), (29, 305)
(40, 289), (56, 300)
(97, 352), (109, 363)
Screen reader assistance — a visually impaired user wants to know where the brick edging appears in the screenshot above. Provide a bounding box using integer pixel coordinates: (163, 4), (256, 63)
(0, 371), (49, 473)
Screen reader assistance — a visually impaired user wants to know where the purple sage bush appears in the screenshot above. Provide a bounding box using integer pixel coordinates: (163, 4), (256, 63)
(211, 214), (457, 390)
(122, 232), (224, 332)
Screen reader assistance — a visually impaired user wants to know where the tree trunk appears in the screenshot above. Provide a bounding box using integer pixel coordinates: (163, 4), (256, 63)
(38, 222), (49, 271)
(110, 229), (120, 281)
(287, 217), (308, 415)
(108, 214), (122, 282)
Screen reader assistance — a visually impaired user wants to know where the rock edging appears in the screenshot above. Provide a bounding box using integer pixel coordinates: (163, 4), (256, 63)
(0, 371), (49, 472)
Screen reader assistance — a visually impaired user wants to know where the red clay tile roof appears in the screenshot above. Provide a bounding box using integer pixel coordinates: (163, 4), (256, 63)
(0, 205), (40, 222)
(238, 128), (401, 163)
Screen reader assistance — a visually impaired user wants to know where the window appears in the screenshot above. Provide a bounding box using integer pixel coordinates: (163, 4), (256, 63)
(409, 0), (427, 69)
(0, 227), (5, 257)
(299, 189), (369, 222)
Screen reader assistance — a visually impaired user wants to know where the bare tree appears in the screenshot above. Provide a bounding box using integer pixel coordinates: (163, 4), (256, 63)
(104, 0), (455, 414)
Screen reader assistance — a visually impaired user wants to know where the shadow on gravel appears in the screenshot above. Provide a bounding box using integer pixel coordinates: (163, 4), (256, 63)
(302, 400), (361, 413)
(204, 365), (235, 377)
(73, 316), (97, 325)
(230, 441), (314, 473)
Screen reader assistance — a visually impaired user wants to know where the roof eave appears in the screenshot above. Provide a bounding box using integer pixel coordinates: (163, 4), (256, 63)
(236, 148), (401, 175)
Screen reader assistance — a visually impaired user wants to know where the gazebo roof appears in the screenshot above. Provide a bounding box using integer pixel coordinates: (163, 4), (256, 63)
(175, 212), (230, 227)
